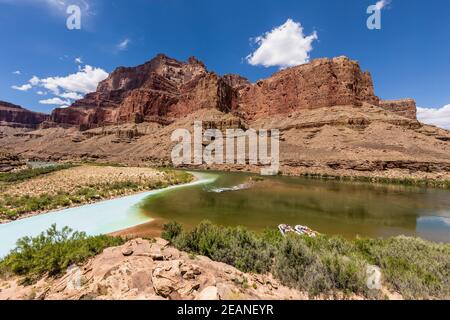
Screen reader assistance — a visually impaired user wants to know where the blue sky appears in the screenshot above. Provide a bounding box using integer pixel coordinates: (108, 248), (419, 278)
(1, 0), (449, 127)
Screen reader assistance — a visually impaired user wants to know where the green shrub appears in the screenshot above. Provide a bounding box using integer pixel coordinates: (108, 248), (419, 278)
(0, 225), (124, 283)
(0, 164), (75, 183)
(162, 221), (183, 241)
(299, 172), (450, 189)
(353, 237), (450, 299)
(162, 221), (450, 299)
(0, 171), (194, 220)
(260, 228), (284, 246)
(272, 235), (332, 296)
(272, 235), (368, 296)
(165, 221), (274, 274)
(163, 170), (194, 185)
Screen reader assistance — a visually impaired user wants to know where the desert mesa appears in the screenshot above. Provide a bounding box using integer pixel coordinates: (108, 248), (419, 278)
(1, 54), (449, 184)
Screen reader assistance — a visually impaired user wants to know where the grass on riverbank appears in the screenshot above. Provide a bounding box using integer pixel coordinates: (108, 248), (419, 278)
(0, 225), (124, 285)
(0, 164), (75, 184)
(298, 172), (450, 189)
(162, 221), (450, 299)
(0, 168), (193, 220)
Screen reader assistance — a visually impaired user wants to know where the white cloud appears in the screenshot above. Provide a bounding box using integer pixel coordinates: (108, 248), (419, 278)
(117, 38), (131, 51)
(417, 105), (450, 130)
(16, 65), (108, 108)
(11, 84), (32, 91)
(29, 76), (40, 86)
(32, 65), (108, 96)
(39, 97), (72, 105)
(75, 57), (83, 64)
(12, 70), (21, 75)
(246, 19), (318, 69)
(59, 91), (84, 100)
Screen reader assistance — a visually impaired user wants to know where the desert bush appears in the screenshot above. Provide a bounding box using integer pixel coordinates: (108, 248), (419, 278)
(272, 235), (368, 296)
(165, 170), (193, 184)
(162, 221), (450, 299)
(0, 225), (124, 284)
(353, 236), (450, 299)
(162, 221), (183, 241)
(165, 221), (274, 274)
(300, 173), (450, 189)
(272, 235), (332, 295)
(0, 164), (75, 183)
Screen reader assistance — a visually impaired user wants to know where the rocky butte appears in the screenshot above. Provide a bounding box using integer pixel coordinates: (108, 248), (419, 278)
(48, 54), (413, 129)
(379, 99), (417, 120)
(50, 54), (237, 130)
(0, 101), (49, 129)
(1, 54), (449, 181)
(234, 56), (380, 121)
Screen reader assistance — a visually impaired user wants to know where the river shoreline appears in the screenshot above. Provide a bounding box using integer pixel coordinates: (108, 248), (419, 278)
(0, 180), (194, 225)
(2, 166), (450, 245)
(0, 172), (216, 258)
(135, 170), (450, 243)
(174, 164), (450, 189)
(0, 186), (183, 225)
(1, 171), (449, 300)
(110, 217), (166, 239)
(0, 166), (196, 225)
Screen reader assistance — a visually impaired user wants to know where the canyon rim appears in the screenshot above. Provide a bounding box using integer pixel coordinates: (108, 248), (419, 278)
(0, 54), (449, 183)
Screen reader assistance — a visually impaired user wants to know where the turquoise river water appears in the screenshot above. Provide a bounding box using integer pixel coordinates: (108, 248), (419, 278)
(1, 171), (449, 257)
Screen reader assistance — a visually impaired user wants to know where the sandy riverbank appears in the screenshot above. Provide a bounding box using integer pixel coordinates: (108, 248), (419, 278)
(110, 218), (167, 239)
(0, 165), (194, 224)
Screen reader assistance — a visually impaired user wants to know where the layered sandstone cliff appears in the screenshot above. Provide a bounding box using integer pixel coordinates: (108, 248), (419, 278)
(4, 54), (443, 180)
(49, 55), (413, 130)
(222, 74), (252, 90)
(379, 99), (417, 120)
(51, 54), (238, 130)
(235, 56), (380, 121)
(0, 101), (48, 129)
(6, 55), (419, 132)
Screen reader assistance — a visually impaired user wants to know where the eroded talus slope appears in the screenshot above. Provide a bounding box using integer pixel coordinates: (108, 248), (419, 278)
(253, 104), (450, 163)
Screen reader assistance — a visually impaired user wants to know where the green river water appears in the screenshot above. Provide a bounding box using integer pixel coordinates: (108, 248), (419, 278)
(141, 171), (450, 242)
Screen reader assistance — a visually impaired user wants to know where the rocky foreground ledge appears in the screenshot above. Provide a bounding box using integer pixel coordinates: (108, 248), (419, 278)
(0, 238), (307, 300)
